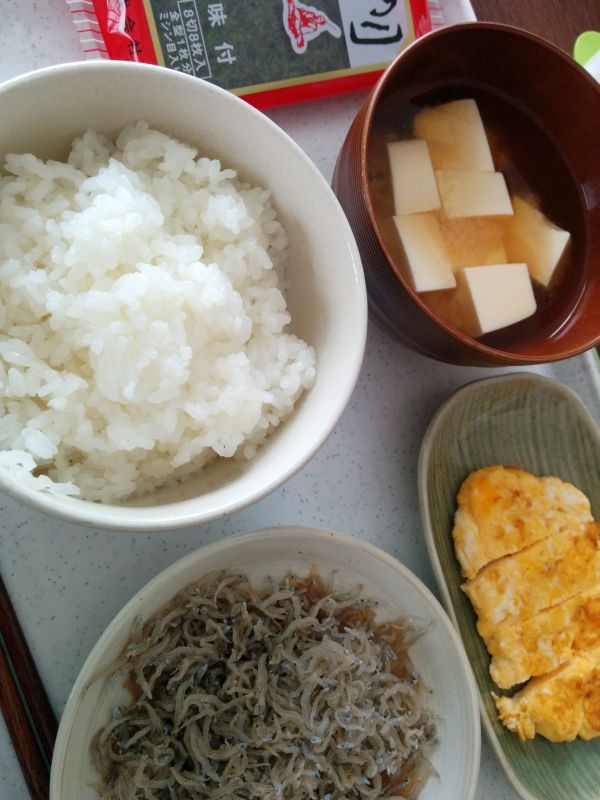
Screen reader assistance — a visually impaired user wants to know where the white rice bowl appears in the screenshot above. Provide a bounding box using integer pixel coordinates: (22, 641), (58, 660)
(0, 123), (316, 503)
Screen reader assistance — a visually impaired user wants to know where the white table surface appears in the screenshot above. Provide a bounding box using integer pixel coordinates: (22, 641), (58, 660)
(1, 2), (599, 799)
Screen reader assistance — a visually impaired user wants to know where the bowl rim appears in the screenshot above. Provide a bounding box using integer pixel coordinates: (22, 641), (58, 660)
(359, 21), (600, 364)
(0, 60), (367, 530)
(49, 525), (481, 800)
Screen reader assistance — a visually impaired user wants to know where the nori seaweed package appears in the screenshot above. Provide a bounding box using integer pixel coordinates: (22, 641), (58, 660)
(68, 0), (431, 108)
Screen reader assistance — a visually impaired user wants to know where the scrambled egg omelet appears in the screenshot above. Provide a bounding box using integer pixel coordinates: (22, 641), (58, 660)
(452, 465), (600, 742)
(495, 655), (600, 742)
(453, 465), (592, 580)
(462, 521), (600, 643)
(488, 588), (600, 689)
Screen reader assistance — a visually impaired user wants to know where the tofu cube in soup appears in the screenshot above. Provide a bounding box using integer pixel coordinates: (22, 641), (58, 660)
(391, 213), (456, 292)
(413, 98), (495, 172)
(454, 263), (536, 337)
(436, 170), (514, 218)
(507, 196), (571, 286)
(386, 139), (440, 215)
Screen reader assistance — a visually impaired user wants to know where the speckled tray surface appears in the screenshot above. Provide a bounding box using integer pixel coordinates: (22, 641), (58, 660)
(0, 4), (599, 798)
(418, 372), (600, 800)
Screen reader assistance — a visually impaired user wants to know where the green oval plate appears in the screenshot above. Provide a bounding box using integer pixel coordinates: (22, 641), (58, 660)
(418, 372), (600, 800)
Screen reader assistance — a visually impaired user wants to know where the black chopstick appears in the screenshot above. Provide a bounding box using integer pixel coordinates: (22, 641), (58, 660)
(0, 571), (58, 800)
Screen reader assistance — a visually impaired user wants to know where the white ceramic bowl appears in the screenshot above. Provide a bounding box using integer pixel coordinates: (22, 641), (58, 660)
(0, 62), (366, 530)
(50, 526), (480, 800)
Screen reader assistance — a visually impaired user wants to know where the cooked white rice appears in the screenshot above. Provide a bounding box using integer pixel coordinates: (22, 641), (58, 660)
(0, 123), (316, 502)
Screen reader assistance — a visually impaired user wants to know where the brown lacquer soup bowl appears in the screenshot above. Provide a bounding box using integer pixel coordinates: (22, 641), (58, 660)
(333, 23), (600, 367)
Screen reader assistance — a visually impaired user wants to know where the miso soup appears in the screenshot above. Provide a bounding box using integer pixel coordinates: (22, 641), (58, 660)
(367, 83), (585, 350)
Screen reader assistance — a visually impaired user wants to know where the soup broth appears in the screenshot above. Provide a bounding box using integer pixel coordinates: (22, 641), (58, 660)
(368, 82), (586, 351)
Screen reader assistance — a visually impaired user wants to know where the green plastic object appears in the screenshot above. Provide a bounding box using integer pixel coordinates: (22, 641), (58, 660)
(573, 30), (600, 66)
